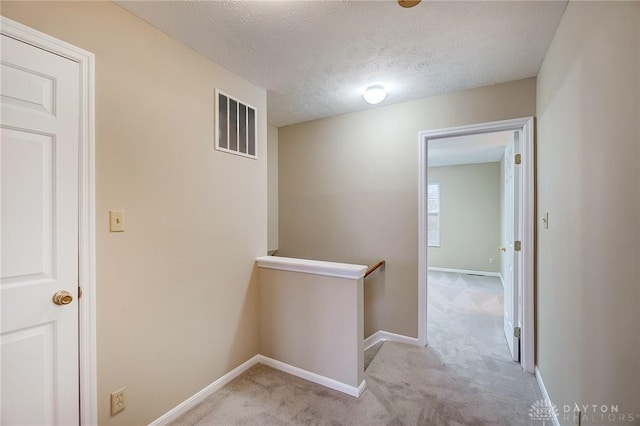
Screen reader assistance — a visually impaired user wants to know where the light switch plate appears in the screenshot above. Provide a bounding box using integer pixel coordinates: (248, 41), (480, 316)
(109, 210), (124, 232)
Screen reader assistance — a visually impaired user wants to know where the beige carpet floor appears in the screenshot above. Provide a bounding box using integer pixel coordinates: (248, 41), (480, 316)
(170, 271), (541, 425)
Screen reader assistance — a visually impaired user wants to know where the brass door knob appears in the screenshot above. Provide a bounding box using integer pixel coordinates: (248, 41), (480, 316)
(52, 290), (73, 305)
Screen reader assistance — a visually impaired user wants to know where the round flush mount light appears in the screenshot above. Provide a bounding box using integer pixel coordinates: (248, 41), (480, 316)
(398, 0), (421, 8)
(363, 84), (387, 105)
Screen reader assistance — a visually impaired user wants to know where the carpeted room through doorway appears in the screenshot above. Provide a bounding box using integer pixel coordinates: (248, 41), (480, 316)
(170, 271), (541, 425)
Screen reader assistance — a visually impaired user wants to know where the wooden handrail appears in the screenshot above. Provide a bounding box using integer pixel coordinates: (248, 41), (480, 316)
(364, 260), (385, 278)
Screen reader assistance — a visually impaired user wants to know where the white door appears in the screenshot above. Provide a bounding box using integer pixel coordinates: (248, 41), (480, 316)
(1, 34), (80, 425)
(502, 131), (520, 362)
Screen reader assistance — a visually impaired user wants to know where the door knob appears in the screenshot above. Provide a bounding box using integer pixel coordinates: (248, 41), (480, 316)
(52, 290), (73, 305)
(499, 246), (507, 252)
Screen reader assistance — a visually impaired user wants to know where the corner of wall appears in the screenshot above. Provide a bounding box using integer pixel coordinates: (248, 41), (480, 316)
(267, 124), (279, 253)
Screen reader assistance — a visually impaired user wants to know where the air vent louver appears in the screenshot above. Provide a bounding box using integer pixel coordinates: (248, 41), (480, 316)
(215, 89), (257, 159)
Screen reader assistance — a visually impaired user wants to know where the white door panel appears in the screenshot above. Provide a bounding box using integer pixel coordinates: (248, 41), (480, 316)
(1, 324), (56, 426)
(1, 128), (54, 282)
(1, 34), (80, 426)
(1, 61), (55, 115)
(502, 132), (520, 362)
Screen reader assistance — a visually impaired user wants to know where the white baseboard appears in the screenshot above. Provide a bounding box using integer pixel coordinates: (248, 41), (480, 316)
(149, 355), (365, 425)
(148, 355), (261, 425)
(364, 330), (420, 351)
(428, 266), (501, 277)
(535, 366), (560, 426)
(258, 355), (366, 397)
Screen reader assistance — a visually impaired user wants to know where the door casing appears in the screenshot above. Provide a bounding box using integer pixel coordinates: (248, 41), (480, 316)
(0, 16), (97, 424)
(418, 117), (535, 374)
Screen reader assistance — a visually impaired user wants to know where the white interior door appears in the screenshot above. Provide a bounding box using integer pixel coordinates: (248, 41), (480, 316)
(1, 34), (80, 425)
(502, 132), (520, 362)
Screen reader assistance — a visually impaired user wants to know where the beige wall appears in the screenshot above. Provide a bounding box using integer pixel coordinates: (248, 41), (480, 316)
(258, 268), (363, 387)
(2, 2), (267, 425)
(536, 1), (640, 421)
(278, 78), (536, 338)
(268, 124), (279, 252)
(428, 162), (501, 273)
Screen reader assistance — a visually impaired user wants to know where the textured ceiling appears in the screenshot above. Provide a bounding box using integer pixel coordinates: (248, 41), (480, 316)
(429, 131), (513, 167)
(116, 1), (567, 127)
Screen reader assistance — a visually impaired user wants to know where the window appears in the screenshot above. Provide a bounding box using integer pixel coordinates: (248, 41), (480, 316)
(215, 89), (257, 159)
(428, 182), (440, 247)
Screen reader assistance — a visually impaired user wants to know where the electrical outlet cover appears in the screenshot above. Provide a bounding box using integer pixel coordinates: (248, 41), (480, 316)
(111, 387), (126, 415)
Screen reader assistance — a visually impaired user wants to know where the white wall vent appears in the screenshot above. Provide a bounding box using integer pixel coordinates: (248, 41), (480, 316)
(215, 89), (257, 159)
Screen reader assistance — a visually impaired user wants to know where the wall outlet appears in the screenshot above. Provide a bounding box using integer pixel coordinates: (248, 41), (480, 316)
(489, 257), (494, 264)
(111, 387), (126, 415)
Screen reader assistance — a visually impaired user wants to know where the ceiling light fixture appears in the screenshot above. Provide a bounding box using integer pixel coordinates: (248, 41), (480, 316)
(398, 0), (421, 8)
(363, 85), (387, 105)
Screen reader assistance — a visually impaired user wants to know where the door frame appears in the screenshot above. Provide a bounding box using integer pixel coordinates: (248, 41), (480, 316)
(1, 17), (97, 423)
(418, 117), (535, 373)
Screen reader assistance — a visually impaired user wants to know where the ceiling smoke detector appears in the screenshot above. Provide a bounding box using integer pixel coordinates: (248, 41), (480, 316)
(398, 0), (422, 8)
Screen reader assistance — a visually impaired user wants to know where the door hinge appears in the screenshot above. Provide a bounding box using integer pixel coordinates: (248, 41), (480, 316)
(514, 240), (522, 251)
(515, 154), (521, 164)
(514, 327), (521, 338)
(78, 287), (83, 298)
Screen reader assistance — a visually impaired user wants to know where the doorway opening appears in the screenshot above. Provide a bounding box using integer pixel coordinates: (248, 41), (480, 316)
(418, 118), (534, 373)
